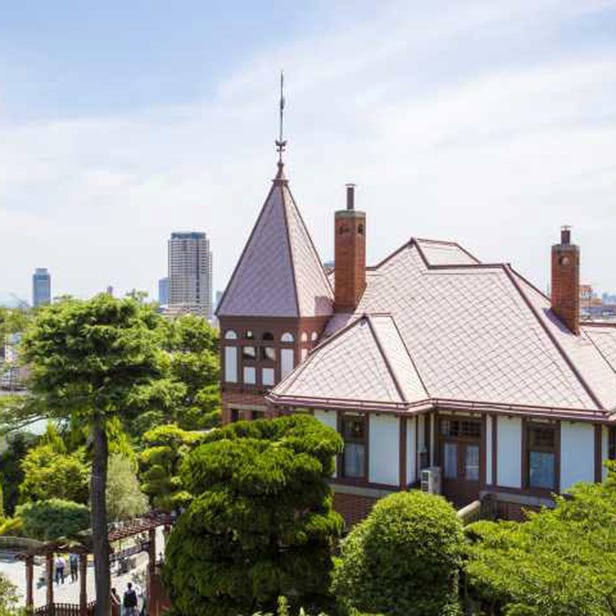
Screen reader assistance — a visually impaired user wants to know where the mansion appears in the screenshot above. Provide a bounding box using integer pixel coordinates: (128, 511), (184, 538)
(216, 156), (616, 524)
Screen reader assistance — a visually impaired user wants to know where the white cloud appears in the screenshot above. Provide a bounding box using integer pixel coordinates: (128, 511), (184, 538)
(1, 0), (615, 301)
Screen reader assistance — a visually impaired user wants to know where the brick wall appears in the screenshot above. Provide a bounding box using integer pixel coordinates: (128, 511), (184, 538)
(333, 492), (378, 528)
(221, 389), (279, 424)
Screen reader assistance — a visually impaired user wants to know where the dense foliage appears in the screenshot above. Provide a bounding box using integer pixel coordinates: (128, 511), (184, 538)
(163, 415), (344, 616)
(465, 462), (616, 616)
(333, 491), (464, 616)
(19, 442), (89, 504)
(17, 498), (90, 542)
(139, 424), (202, 511)
(128, 315), (220, 433)
(0, 432), (36, 515)
(106, 454), (148, 521)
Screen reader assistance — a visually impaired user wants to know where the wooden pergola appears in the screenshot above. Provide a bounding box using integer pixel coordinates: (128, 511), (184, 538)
(10, 513), (172, 615)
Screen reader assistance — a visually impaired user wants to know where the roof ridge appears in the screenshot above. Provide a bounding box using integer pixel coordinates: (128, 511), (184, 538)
(365, 315), (407, 403)
(503, 263), (604, 410)
(280, 184), (300, 317)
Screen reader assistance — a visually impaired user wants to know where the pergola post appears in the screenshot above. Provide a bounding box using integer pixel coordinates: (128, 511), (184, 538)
(45, 551), (54, 608)
(25, 556), (34, 613)
(148, 528), (156, 575)
(79, 553), (88, 616)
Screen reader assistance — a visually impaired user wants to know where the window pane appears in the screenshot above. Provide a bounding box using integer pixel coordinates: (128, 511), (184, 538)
(224, 347), (237, 383)
(281, 332), (294, 342)
(244, 330), (254, 340)
(344, 443), (365, 478)
(344, 416), (365, 440)
(529, 426), (555, 449)
(262, 332), (274, 341)
(465, 445), (480, 480)
(243, 367), (256, 384)
(262, 368), (275, 387)
(461, 421), (481, 438)
(610, 427), (616, 460)
(281, 349), (294, 379)
(224, 330), (237, 340)
(529, 451), (555, 489)
(261, 347), (276, 361)
(242, 346), (257, 360)
(443, 442), (458, 479)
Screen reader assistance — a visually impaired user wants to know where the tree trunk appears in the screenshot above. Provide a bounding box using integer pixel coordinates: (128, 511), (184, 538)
(91, 411), (111, 616)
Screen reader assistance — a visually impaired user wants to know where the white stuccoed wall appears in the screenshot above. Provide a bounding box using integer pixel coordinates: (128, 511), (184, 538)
(486, 415), (493, 486)
(369, 414), (399, 486)
(560, 422), (594, 490)
(313, 410), (338, 478)
(406, 417), (416, 485)
(496, 417), (522, 488)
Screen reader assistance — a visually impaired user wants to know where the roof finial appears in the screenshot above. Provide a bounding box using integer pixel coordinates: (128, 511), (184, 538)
(275, 71), (286, 165)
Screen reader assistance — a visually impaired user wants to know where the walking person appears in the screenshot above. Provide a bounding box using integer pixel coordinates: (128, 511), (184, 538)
(54, 555), (65, 585)
(69, 553), (79, 582)
(123, 582), (139, 616)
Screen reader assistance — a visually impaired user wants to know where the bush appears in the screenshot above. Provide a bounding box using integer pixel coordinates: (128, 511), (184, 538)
(163, 415), (343, 616)
(17, 499), (90, 541)
(333, 491), (464, 616)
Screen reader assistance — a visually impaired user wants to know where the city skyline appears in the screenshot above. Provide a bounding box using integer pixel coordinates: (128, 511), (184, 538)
(1, 2), (616, 301)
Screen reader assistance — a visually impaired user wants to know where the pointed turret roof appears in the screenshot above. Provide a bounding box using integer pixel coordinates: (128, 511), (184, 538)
(217, 163), (334, 318)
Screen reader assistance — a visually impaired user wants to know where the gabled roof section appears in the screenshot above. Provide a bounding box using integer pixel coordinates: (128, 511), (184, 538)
(269, 314), (428, 409)
(217, 164), (333, 318)
(415, 238), (480, 266)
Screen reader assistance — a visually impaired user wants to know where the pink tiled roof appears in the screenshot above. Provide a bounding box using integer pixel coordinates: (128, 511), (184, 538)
(273, 314), (427, 408)
(271, 238), (615, 419)
(217, 166), (333, 317)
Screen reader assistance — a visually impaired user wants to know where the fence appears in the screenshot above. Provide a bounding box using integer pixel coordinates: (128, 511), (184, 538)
(33, 601), (96, 616)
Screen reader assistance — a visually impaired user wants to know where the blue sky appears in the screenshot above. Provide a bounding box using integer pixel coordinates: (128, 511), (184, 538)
(1, 1), (616, 302)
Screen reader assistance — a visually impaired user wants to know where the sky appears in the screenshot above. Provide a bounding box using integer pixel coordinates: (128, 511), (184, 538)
(1, 0), (616, 304)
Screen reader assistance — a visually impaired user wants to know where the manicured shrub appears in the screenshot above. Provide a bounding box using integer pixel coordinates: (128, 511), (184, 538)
(17, 498), (90, 541)
(333, 491), (464, 616)
(163, 415), (343, 616)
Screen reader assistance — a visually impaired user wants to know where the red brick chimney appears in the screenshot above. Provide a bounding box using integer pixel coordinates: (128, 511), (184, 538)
(551, 226), (580, 335)
(334, 184), (366, 311)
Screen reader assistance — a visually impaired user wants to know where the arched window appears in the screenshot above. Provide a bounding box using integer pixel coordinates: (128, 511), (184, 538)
(311, 332), (318, 341)
(281, 332), (294, 342)
(244, 330), (255, 340)
(262, 332), (274, 341)
(358, 223), (364, 235)
(301, 332), (308, 342)
(224, 330), (237, 340)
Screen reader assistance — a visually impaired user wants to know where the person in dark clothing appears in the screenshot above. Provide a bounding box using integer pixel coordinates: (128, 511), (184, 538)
(69, 553), (79, 582)
(123, 582), (138, 616)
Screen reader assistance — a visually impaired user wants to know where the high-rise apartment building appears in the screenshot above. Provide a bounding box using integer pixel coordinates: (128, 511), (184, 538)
(168, 232), (212, 319)
(32, 268), (51, 307)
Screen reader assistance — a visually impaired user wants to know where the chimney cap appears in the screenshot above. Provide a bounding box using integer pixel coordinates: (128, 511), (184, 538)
(345, 183), (356, 211)
(560, 225), (572, 245)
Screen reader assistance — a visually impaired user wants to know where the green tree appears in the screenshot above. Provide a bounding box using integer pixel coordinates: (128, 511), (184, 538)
(333, 491), (464, 616)
(17, 498), (90, 542)
(465, 462), (616, 616)
(139, 424), (202, 511)
(163, 415), (343, 616)
(128, 315), (220, 432)
(106, 454), (148, 521)
(19, 443), (89, 504)
(0, 572), (19, 616)
(19, 294), (162, 616)
(0, 432), (37, 515)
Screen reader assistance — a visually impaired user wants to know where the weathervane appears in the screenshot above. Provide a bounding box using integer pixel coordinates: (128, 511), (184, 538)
(275, 71), (287, 163)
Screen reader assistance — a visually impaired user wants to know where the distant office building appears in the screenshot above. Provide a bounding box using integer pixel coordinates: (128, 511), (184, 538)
(32, 268), (51, 307)
(158, 277), (169, 305)
(168, 232), (212, 319)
